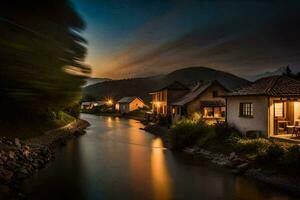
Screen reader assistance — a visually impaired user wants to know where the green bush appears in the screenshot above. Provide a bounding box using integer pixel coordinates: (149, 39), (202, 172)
(157, 114), (171, 126)
(284, 145), (300, 167)
(213, 122), (240, 140)
(170, 119), (208, 150)
(262, 143), (286, 162)
(233, 138), (271, 154)
(64, 103), (80, 118)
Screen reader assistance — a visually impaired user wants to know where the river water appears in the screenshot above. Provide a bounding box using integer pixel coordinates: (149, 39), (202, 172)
(20, 114), (296, 200)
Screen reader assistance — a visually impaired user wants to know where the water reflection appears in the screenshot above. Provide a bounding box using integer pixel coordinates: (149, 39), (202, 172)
(19, 114), (297, 200)
(151, 138), (172, 200)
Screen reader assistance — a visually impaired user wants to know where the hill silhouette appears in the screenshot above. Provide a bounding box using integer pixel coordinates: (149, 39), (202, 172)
(82, 67), (250, 102)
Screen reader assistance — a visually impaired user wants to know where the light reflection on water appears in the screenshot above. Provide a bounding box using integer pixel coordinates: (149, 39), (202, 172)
(151, 138), (172, 200)
(19, 114), (296, 200)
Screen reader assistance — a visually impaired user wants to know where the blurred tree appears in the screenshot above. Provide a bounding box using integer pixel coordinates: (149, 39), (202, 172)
(0, 0), (90, 121)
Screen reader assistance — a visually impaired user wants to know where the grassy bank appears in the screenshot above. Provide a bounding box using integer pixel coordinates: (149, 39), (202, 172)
(0, 111), (75, 140)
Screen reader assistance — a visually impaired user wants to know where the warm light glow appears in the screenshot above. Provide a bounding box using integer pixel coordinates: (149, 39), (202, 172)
(105, 97), (113, 106)
(154, 101), (161, 107)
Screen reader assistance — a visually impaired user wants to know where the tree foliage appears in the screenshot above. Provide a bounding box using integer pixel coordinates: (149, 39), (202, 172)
(0, 0), (90, 121)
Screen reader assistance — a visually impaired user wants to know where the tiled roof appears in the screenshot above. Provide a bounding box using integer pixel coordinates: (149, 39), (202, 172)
(118, 96), (143, 103)
(200, 100), (225, 107)
(172, 80), (228, 106)
(226, 76), (300, 97)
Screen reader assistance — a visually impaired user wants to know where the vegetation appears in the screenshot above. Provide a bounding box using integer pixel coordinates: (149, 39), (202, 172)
(0, 0), (89, 136)
(170, 119), (209, 150)
(171, 118), (300, 172)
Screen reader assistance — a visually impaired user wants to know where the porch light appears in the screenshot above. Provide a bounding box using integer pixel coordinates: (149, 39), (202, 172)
(107, 99), (113, 105)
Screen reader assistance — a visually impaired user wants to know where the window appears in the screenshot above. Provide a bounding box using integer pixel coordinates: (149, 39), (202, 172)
(240, 103), (253, 117)
(204, 107), (214, 117)
(212, 91), (218, 97)
(274, 102), (283, 117)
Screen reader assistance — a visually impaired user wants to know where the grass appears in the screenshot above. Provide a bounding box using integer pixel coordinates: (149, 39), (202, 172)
(0, 111), (75, 140)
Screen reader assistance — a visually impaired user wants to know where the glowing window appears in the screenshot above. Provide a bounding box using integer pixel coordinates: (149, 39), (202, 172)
(274, 102), (283, 117)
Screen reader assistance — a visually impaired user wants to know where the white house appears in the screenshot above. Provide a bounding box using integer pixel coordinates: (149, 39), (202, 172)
(225, 75), (300, 139)
(116, 97), (145, 114)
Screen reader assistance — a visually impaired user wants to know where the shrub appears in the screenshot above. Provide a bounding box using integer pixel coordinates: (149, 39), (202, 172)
(157, 114), (171, 126)
(233, 138), (271, 154)
(285, 145), (300, 167)
(64, 103), (80, 118)
(170, 119), (208, 150)
(262, 143), (286, 163)
(213, 122), (241, 140)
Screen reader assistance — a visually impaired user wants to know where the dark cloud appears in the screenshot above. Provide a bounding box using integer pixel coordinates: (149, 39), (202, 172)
(94, 0), (300, 78)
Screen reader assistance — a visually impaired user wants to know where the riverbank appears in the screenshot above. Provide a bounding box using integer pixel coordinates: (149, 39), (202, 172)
(144, 123), (300, 198)
(0, 119), (90, 199)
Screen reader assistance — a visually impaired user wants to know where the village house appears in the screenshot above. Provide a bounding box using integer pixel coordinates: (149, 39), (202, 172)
(171, 80), (229, 124)
(116, 96), (145, 114)
(149, 81), (189, 116)
(225, 75), (300, 140)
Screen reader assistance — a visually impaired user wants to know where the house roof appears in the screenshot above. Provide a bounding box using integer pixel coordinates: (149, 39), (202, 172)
(200, 100), (225, 107)
(226, 75), (300, 97)
(118, 96), (143, 104)
(172, 80), (228, 106)
(149, 81), (189, 93)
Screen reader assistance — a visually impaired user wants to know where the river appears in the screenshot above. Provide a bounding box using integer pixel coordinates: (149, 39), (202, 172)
(20, 114), (296, 200)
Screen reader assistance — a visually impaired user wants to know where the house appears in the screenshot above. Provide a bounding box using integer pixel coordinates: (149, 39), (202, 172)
(171, 80), (229, 124)
(81, 101), (107, 110)
(225, 75), (300, 139)
(149, 81), (189, 116)
(116, 97), (144, 114)
(81, 101), (94, 110)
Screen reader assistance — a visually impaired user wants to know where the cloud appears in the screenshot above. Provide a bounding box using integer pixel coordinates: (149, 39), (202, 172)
(98, 0), (300, 78)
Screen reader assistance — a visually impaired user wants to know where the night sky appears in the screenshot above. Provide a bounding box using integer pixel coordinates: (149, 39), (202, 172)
(72, 0), (300, 79)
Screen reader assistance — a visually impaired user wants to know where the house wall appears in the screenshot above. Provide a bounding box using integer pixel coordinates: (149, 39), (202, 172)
(227, 96), (269, 136)
(119, 103), (129, 114)
(129, 98), (144, 112)
(151, 90), (168, 115)
(152, 89), (187, 116)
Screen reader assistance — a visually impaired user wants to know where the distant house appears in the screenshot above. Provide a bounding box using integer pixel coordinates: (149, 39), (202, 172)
(171, 80), (229, 124)
(81, 101), (94, 110)
(149, 81), (189, 116)
(225, 75), (300, 138)
(81, 101), (107, 110)
(116, 97), (144, 114)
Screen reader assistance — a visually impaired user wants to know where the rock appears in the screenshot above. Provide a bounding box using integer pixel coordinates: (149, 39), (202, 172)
(23, 149), (30, 159)
(14, 138), (21, 148)
(8, 151), (15, 159)
(236, 163), (249, 171)
(0, 168), (13, 182)
(231, 158), (244, 167)
(184, 148), (197, 154)
(229, 152), (236, 160)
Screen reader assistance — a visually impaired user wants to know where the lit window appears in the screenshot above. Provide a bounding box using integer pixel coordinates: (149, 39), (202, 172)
(274, 102), (283, 117)
(240, 103), (253, 117)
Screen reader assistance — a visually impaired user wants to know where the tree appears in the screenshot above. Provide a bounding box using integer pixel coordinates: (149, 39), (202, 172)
(284, 65), (292, 76)
(0, 0), (90, 121)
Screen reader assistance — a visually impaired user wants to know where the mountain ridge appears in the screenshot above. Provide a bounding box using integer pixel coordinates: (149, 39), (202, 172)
(82, 66), (250, 102)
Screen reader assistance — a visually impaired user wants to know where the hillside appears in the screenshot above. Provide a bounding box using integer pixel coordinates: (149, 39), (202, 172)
(83, 78), (112, 87)
(247, 66), (300, 81)
(82, 67), (250, 103)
